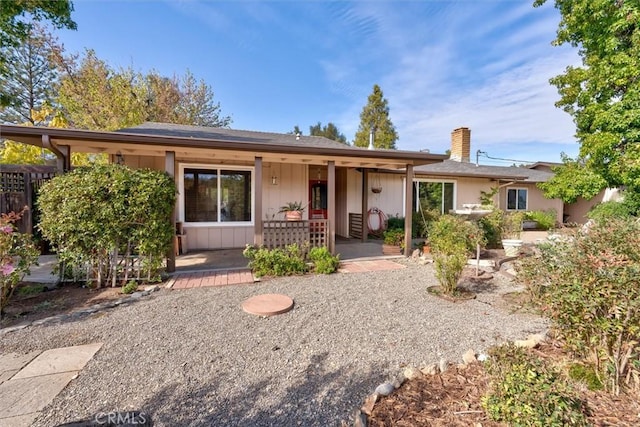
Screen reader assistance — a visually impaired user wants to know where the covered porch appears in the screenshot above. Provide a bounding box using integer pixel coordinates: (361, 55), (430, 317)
(0, 123), (446, 272)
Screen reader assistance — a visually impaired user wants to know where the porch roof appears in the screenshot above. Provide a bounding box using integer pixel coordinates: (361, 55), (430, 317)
(0, 123), (447, 169)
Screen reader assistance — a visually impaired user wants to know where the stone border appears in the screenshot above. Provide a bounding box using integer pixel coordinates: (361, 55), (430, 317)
(0, 285), (160, 336)
(345, 331), (548, 426)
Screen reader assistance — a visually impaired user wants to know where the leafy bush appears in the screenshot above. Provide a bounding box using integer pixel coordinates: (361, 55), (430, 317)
(516, 218), (640, 395)
(243, 243), (308, 278)
(524, 209), (557, 230)
(428, 215), (484, 294)
(37, 164), (176, 288)
(122, 280), (138, 294)
(587, 201), (632, 222)
(382, 228), (404, 247)
(502, 211), (524, 239)
(482, 345), (588, 426)
(386, 216), (404, 230)
(478, 208), (504, 249)
(308, 247), (340, 274)
(16, 284), (47, 296)
(1, 210), (40, 318)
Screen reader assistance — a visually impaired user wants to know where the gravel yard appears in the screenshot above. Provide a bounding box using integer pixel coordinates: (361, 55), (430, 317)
(0, 262), (547, 426)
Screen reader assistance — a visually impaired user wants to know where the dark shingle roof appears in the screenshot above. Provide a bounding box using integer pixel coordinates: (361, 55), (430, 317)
(118, 122), (354, 150)
(414, 160), (553, 183)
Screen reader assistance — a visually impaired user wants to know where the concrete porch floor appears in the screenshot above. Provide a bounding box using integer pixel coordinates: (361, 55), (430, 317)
(175, 238), (391, 272)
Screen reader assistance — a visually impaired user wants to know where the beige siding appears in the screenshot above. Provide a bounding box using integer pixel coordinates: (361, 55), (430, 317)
(369, 172), (404, 218)
(122, 155), (164, 170)
(262, 162), (308, 220)
(183, 226), (253, 250)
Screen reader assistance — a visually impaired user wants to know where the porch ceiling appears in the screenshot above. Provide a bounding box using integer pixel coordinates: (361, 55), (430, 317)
(0, 124), (447, 169)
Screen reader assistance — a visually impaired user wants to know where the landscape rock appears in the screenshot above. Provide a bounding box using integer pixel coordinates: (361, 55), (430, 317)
(353, 409), (367, 427)
(403, 366), (424, 380)
(411, 249), (420, 259)
(514, 332), (546, 348)
(392, 376), (403, 389)
(374, 382), (395, 397)
(361, 394), (377, 416)
(462, 349), (476, 365)
(439, 358), (448, 373)
(420, 363), (438, 376)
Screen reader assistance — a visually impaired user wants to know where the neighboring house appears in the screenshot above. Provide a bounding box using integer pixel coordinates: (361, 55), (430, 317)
(365, 127), (597, 226)
(0, 122), (447, 269)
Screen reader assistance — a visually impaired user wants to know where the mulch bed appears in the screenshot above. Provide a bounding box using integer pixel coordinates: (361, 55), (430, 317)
(368, 341), (640, 426)
(1, 282), (124, 328)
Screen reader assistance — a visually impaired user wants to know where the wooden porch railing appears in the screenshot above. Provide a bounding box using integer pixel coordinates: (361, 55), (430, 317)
(263, 220), (328, 250)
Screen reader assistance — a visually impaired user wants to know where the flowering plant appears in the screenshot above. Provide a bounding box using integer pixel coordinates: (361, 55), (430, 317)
(1, 209), (39, 318)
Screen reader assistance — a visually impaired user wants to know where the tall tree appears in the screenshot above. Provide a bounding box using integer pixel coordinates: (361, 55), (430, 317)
(55, 49), (148, 131)
(172, 70), (231, 127)
(0, 0), (76, 106)
(353, 84), (398, 149)
(0, 24), (61, 125)
(288, 125), (303, 136)
(536, 0), (640, 212)
(309, 122), (347, 144)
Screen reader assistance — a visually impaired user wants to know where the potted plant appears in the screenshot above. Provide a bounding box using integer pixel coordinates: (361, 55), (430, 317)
(501, 211), (524, 256)
(382, 228), (404, 255)
(279, 201), (306, 221)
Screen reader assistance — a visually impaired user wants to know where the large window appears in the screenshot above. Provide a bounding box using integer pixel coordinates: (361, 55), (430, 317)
(507, 188), (527, 211)
(414, 180), (455, 214)
(183, 167), (252, 223)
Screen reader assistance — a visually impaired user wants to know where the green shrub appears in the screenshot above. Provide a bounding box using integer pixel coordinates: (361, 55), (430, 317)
(482, 345), (588, 426)
(308, 247), (340, 274)
(243, 243), (308, 278)
(568, 363), (603, 391)
(122, 280), (138, 294)
(37, 164), (176, 288)
(428, 215), (484, 295)
(502, 211), (524, 239)
(587, 201), (632, 222)
(516, 218), (640, 395)
(386, 216), (404, 230)
(478, 209), (504, 248)
(524, 209), (557, 230)
(382, 228), (404, 247)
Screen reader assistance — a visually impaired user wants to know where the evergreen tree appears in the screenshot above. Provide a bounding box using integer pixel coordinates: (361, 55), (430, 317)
(309, 122), (347, 143)
(353, 84), (398, 149)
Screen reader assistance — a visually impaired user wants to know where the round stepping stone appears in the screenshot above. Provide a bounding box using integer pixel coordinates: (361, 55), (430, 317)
(242, 294), (294, 316)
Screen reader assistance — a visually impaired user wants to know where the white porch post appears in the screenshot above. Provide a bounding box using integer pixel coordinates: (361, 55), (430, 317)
(254, 156), (263, 246)
(328, 161), (336, 254)
(165, 151), (176, 273)
(404, 164), (414, 256)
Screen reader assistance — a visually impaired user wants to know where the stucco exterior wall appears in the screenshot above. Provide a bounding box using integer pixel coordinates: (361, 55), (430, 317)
(500, 184), (564, 224)
(564, 190), (606, 224)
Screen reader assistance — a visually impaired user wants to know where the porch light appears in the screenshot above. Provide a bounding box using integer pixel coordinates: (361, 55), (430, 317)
(271, 176), (278, 185)
(115, 151), (125, 165)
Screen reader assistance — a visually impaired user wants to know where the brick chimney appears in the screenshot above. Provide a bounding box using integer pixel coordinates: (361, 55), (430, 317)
(450, 127), (471, 162)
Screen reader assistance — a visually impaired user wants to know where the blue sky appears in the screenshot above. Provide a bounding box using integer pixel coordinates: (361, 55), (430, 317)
(55, 0), (581, 164)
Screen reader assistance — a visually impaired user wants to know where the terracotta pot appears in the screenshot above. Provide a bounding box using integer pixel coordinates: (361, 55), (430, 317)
(285, 211), (303, 221)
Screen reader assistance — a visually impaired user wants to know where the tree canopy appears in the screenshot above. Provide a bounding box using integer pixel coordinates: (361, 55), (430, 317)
(0, 0), (76, 106)
(353, 84), (398, 149)
(536, 0), (640, 213)
(309, 122), (347, 144)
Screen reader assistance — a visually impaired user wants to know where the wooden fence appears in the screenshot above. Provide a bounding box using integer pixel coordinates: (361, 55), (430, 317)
(263, 220), (328, 250)
(349, 213), (363, 239)
(0, 166), (57, 234)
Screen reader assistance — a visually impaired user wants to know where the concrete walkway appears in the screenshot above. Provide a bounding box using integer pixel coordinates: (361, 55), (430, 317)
(0, 343), (102, 427)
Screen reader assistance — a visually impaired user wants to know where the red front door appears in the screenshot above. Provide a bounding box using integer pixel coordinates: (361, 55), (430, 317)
(309, 181), (327, 219)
